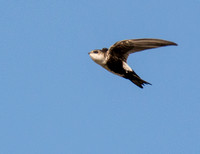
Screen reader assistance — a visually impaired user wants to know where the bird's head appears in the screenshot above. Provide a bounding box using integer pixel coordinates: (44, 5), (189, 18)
(88, 48), (108, 65)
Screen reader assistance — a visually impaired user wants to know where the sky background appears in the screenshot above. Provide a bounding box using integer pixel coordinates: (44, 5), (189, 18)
(0, 0), (200, 154)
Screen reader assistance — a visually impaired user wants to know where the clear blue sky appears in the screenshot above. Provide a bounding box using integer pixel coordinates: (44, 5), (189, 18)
(0, 0), (200, 154)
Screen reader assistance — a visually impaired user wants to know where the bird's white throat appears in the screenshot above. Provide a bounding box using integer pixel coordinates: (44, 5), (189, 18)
(89, 53), (106, 65)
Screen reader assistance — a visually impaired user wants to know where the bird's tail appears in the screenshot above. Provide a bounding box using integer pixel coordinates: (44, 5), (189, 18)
(125, 71), (151, 88)
(129, 77), (151, 88)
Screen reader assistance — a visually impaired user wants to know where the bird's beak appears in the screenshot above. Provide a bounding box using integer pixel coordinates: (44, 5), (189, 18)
(88, 52), (91, 55)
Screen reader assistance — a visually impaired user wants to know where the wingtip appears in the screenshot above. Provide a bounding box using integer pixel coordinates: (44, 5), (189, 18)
(165, 39), (177, 46)
(172, 42), (178, 46)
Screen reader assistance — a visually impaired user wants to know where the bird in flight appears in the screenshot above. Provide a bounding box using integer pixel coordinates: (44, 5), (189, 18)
(88, 38), (177, 88)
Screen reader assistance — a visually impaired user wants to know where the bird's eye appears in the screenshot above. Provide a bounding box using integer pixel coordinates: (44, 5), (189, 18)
(93, 51), (98, 54)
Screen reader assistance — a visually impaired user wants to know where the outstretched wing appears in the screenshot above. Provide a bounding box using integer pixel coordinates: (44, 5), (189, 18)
(108, 38), (177, 61)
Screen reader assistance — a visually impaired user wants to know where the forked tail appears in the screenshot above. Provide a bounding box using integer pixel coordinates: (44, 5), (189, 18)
(129, 77), (151, 88)
(125, 71), (151, 88)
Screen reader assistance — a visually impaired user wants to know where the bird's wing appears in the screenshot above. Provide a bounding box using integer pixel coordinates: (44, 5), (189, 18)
(108, 38), (177, 61)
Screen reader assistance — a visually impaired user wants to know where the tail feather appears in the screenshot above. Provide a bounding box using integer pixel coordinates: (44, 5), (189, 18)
(125, 71), (151, 88)
(129, 77), (151, 88)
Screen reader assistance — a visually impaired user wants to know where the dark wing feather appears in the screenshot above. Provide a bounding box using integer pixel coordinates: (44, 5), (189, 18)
(108, 38), (177, 61)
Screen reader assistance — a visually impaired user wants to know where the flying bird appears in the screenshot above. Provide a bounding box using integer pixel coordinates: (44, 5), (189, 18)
(88, 38), (177, 88)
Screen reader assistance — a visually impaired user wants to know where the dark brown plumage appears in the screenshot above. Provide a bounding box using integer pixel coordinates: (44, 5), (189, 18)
(89, 38), (178, 88)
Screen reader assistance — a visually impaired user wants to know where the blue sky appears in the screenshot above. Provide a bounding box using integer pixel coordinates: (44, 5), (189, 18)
(0, 0), (200, 153)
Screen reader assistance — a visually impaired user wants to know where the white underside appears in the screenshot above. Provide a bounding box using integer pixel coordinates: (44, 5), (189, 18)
(122, 62), (133, 72)
(89, 52), (133, 77)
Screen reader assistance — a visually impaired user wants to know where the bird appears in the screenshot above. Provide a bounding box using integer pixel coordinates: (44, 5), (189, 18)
(88, 38), (177, 88)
